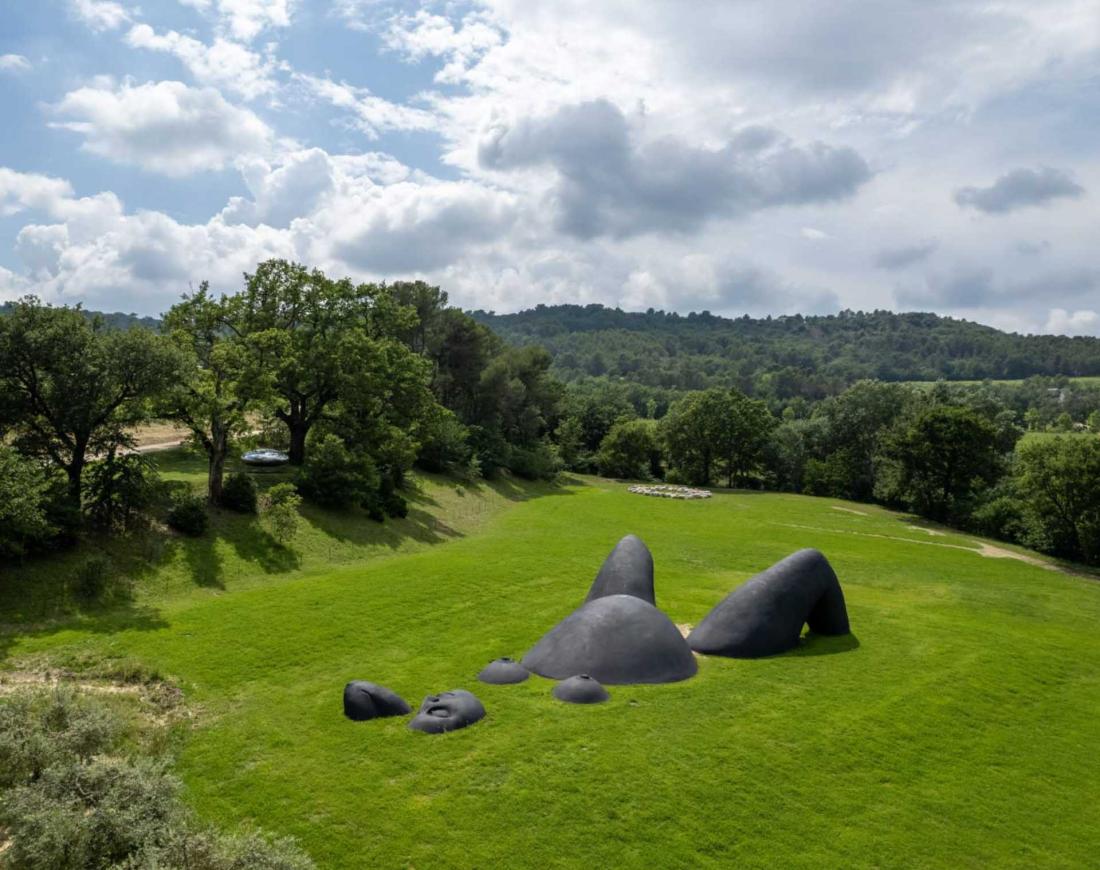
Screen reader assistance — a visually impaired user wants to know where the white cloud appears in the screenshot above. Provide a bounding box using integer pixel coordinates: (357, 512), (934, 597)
(51, 80), (273, 176)
(179, 0), (296, 42)
(1045, 308), (1100, 337)
(70, 0), (131, 32)
(383, 10), (503, 84)
(0, 54), (31, 73)
(125, 24), (280, 100)
(294, 73), (436, 139)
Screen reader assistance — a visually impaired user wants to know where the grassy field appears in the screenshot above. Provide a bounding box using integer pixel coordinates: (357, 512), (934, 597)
(903, 375), (1100, 389)
(2, 450), (1100, 867)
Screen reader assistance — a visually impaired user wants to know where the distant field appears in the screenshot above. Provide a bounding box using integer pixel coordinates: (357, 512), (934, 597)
(902, 376), (1100, 389)
(2, 450), (1099, 868)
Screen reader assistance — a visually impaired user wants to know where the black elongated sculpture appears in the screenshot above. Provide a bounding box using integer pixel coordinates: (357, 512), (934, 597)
(477, 657), (530, 684)
(408, 689), (486, 734)
(342, 681), (411, 721)
(687, 548), (850, 658)
(523, 594), (697, 684)
(552, 674), (610, 704)
(585, 534), (655, 605)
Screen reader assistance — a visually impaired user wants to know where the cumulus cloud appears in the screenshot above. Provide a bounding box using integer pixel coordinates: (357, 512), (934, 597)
(0, 54), (31, 73)
(178, 0), (296, 42)
(125, 24), (279, 100)
(478, 100), (872, 238)
(0, 168), (75, 216)
(51, 80), (273, 176)
(222, 148), (335, 227)
(954, 167), (1085, 214)
(70, 0), (131, 32)
(1045, 308), (1100, 336)
(897, 265), (1100, 309)
(295, 73), (436, 139)
(874, 240), (937, 269)
(382, 9), (504, 84)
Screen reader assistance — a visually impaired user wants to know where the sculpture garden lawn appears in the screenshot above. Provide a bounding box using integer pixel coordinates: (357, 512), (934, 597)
(2, 448), (1099, 868)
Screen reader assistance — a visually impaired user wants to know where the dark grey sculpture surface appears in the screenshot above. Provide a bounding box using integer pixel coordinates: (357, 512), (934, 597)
(585, 534), (655, 605)
(687, 548), (850, 658)
(408, 689), (486, 734)
(523, 594), (697, 684)
(552, 674), (610, 704)
(477, 657), (530, 684)
(342, 681), (411, 721)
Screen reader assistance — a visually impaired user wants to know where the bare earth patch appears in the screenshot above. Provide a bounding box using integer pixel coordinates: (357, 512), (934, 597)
(907, 525), (945, 536)
(831, 506), (868, 516)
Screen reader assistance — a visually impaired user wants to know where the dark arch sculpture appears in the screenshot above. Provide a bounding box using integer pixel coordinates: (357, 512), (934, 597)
(523, 594), (697, 684)
(585, 534), (655, 605)
(552, 674), (610, 704)
(687, 548), (850, 658)
(342, 681), (411, 721)
(477, 657), (530, 684)
(408, 690), (486, 734)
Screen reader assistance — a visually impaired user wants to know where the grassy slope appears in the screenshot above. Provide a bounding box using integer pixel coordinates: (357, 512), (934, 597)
(3, 455), (1100, 868)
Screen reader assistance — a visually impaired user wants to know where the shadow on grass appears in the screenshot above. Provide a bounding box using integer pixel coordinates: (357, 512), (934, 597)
(790, 632), (861, 657)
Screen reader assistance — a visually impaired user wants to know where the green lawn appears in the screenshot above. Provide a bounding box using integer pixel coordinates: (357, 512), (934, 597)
(3, 451), (1100, 868)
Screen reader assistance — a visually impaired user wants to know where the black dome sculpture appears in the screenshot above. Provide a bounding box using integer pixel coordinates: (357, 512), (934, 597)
(552, 674), (610, 704)
(477, 657), (530, 684)
(342, 681), (411, 721)
(585, 534), (655, 605)
(408, 689), (486, 734)
(523, 594), (697, 684)
(687, 548), (850, 658)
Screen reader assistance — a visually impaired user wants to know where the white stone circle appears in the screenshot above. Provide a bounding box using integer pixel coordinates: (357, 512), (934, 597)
(628, 484), (712, 500)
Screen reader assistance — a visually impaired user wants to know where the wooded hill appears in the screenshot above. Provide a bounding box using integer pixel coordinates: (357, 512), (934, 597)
(471, 305), (1100, 393)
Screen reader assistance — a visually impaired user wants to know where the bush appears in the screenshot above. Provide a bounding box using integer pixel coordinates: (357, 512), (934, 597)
(383, 492), (408, 519)
(0, 446), (57, 559)
(297, 434), (378, 509)
(261, 483), (302, 546)
(597, 419), (660, 480)
(220, 472), (257, 513)
(83, 453), (157, 531)
(73, 554), (114, 603)
(506, 441), (561, 480)
(167, 492), (208, 537)
(417, 409), (472, 473)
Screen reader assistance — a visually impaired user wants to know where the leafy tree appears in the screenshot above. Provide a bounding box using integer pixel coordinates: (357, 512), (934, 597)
(0, 297), (179, 516)
(660, 391), (718, 485)
(1012, 436), (1100, 563)
(83, 452), (157, 532)
(297, 433), (379, 509)
(220, 472), (258, 514)
(0, 446), (56, 559)
(878, 405), (1005, 522)
(162, 284), (271, 503)
(262, 483), (302, 546)
(597, 418), (661, 480)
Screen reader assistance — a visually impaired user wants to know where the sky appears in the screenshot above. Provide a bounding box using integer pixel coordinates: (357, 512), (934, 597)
(0, 1), (1097, 335)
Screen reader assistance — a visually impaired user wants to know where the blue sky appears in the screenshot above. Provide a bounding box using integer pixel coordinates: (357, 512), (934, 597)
(1, 0), (1097, 336)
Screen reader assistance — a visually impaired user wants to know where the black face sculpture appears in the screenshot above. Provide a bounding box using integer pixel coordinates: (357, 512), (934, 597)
(342, 681), (411, 721)
(552, 674), (610, 704)
(409, 689), (486, 734)
(477, 657), (530, 684)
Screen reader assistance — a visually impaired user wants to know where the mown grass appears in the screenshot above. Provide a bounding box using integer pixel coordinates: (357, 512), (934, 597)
(2, 454), (1099, 868)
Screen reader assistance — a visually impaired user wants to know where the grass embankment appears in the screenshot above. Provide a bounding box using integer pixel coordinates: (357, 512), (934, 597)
(2, 449), (1099, 868)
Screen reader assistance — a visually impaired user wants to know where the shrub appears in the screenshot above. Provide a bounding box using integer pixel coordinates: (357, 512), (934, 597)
(417, 409), (472, 473)
(297, 434), (378, 509)
(73, 554), (114, 603)
(83, 453), (157, 531)
(0, 446), (56, 559)
(597, 419), (661, 480)
(167, 492), (208, 537)
(262, 483), (302, 546)
(220, 472), (257, 514)
(506, 441), (561, 480)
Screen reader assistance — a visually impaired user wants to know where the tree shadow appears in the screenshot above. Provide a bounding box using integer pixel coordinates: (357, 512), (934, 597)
(789, 631), (861, 657)
(0, 599), (168, 665)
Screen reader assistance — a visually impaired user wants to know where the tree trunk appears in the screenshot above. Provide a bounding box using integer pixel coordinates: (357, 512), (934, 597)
(208, 425), (228, 504)
(66, 458), (84, 515)
(288, 422), (308, 466)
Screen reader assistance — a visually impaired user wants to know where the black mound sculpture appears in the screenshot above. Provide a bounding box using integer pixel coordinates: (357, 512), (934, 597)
(478, 657), (530, 684)
(523, 594), (697, 684)
(585, 534), (655, 605)
(342, 681), (411, 721)
(408, 689), (486, 734)
(687, 548), (850, 658)
(552, 674), (610, 704)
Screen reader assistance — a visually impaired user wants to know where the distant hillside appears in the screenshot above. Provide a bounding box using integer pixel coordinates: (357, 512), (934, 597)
(471, 305), (1100, 395)
(0, 302), (161, 332)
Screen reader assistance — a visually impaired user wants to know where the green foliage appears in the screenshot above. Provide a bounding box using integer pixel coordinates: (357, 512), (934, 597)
(83, 453), (157, 531)
(877, 405), (1005, 522)
(1011, 436), (1100, 564)
(72, 554), (115, 603)
(505, 441), (562, 481)
(167, 492), (209, 537)
(261, 483), (302, 547)
(220, 472), (258, 514)
(416, 408), (472, 474)
(297, 434), (378, 509)
(597, 418), (661, 479)
(0, 446), (56, 559)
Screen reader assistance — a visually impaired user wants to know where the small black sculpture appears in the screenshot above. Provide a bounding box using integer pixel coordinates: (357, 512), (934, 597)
(523, 594), (697, 684)
(477, 657), (530, 684)
(552, 674), (610, 704)
(408, 690), (486, 734)
(585, 534), (655, 605)
(687, 548), (850, 658)
(342, 681), (411, 721)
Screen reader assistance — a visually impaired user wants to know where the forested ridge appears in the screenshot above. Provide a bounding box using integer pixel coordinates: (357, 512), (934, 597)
(472, 305), (1100, 392)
